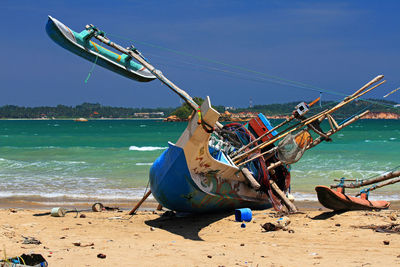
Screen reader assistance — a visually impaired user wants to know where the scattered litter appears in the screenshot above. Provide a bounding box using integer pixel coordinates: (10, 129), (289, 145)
(276, 216), (290, 227)
(389, 213), (397, 221)
(241, 223), (246, 228)
(310, 252), (318, 256)
(92, 203), (104, 212)
(235, 208), (252, 222)
(0, 253), (47, 266)
(22, 236), (41, 245)
(51, 207), (66, 217)
(97, 253), (106, 259)
(73, 242), (94, 247)
(355, 223), (400, 234)
(107, 216), (122, 220)
(150, 227), (155, 231)
(261, 222), (279, 232)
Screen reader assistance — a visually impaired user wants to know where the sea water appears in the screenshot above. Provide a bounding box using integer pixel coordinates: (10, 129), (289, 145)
(0, 119), (399, 204)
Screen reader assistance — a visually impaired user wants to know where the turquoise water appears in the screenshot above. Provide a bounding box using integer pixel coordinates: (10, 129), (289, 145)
(0, 119), (399, 203)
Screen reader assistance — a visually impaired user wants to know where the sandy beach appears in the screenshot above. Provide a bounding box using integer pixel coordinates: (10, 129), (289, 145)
(1, 201), (400, 267)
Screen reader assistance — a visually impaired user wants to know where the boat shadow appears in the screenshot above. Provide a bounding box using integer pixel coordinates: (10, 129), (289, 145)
(145, 211), (232, 241)
(311, 210), (347, 220)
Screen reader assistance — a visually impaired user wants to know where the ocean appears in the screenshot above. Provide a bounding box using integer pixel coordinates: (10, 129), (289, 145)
(0, 119), (399, 205)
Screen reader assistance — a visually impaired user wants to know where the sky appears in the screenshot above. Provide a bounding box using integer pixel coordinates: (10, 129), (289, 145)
(0, 0), (399, 108)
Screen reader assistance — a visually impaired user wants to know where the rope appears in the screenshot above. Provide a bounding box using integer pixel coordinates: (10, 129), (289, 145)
(106, 33), (397, 109)
(84, 54), (99, 83)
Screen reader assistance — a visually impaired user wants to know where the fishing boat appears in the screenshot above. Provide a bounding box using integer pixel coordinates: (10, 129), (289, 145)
(316, 170), (400, 211)
(46, 16), (387, 213)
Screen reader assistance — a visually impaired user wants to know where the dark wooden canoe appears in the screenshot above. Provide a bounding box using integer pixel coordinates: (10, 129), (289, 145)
(315, 185), (390, 211)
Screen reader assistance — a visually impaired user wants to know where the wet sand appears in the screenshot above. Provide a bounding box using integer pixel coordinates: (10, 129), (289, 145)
(1, 201), (400, 266)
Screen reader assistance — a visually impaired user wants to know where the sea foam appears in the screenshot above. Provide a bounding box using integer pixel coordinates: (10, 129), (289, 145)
(129, 146), (167, 151)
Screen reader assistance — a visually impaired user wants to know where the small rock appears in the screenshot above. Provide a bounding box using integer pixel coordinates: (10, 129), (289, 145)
(240, 243), (245, 246)
(80, 214), (86, 218)
(335, 223), (341, 227)
(97, 253), (106, 259)
(207, 255), (212, 258)
(9, 208), (17, 213)
(383, 240), (390, 245)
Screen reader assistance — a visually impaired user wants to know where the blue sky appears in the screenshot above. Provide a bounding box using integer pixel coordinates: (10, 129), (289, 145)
(0, 0), (399, 108)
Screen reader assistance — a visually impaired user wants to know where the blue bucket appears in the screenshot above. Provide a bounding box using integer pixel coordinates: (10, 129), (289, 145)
(235, 208), (252, 222)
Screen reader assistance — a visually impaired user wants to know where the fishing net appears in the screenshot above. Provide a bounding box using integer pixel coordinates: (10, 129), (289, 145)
(276, 131), (312, 164)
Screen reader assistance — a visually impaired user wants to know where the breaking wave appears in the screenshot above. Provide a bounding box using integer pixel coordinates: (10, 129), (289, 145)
(129, 146), (167, 151)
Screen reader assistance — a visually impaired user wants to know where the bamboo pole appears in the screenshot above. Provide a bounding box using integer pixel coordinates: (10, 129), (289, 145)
(128, 190), (152, 215)
(231, 96), (321, 158)
(91, 33), (199, 111)
(347, 75), (384, 99)
(233, 78), (385, 164)
(270, 181), (298, 213)
(331, 170), (400, 189)
(356, 177), (400, 196)
(257, 110), (370, 173)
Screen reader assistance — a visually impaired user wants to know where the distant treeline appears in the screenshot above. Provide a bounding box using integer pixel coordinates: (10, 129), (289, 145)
(0, 99), (397, 119)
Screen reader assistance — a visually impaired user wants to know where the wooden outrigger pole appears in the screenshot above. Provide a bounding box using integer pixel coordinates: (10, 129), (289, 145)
(232, 76), (385, 165)
(331, 170), (400, 189)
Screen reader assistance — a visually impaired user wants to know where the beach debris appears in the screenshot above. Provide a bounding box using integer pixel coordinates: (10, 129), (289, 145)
(79, 214), (86, 218)
(97, 253), (106, 259)
(235, 208), (252, 222)
(22, 236), (41, 245)
(241, 223), (246, 228)
(51, 207), (66, 217)
(356, 223), (400, 234)
(0, 253), (47, 266)
(150, 227), (155, 231)
(107, 216), (122, 220)
(335, 223), (341, 227)
(277, 216), (290, 227)
(207, 255), (212, 258)
(9, 208), (17, 213)
(72, 242), (94, 247)
(92, 202), (104, 212)
(261, 222), (280, 232)
(383, 240), (390, 245)
(389, 212), (397, 221)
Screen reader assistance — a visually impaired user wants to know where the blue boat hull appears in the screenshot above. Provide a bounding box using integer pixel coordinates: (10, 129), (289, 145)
(150, 143), (270, 213)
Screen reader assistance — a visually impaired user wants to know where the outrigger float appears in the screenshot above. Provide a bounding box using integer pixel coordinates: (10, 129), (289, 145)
(46, 16), (388, 213)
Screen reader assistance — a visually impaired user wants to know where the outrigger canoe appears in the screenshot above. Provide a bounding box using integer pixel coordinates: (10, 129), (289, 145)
(315, 185), (390, 211)
(46, 16), (156, 82)
(46, 16), (387, 213)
